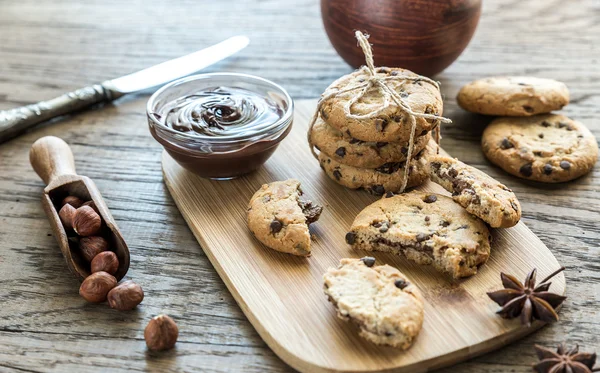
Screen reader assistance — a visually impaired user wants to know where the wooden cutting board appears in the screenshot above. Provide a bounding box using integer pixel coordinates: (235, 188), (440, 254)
(162, 99), (566, 373)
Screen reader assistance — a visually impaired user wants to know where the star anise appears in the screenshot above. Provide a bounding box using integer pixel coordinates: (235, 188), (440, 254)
(534, 343), (598, 373)
(487, 267), (566, 327)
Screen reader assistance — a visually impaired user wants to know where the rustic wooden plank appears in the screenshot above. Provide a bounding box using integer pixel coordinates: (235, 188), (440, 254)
(0, 0), (598, 371)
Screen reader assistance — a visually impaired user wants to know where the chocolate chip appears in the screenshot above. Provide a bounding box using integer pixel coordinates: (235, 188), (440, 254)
(448, 168), (458, 178)
(400, 146), (408, 155)
(262, 195), (271, 203)
(270, 219), (283, 234)
(335, 147), (346, 157)
(394, 279), (409, 290)
(375, 119), (388, 132)
(500, 138), (514, 150)
(441, 220), (450, 227)
(320, 108), (329, 120)
(390, 71), (399, 76)
(345, 232), (356, 245)
(543, 164), (553, 175)
(510, 201), (519, 212)
(385, 191), (395, 198)
(541, 121), (551, 127)
(518, 82), (528, 86)
(372, 221), (382, 228)
(379, 225), (389, 233)
(560, 161), (571, 170)
(349, 138), (361, 144)
(416, 233), (428, 242)
(370, 185), (385, 195)
(400, 91), (409, 98)
(523, 105), (534, 113)
(377, 67), (390, 74)
(424, 216), (430, 222)
(558, 122), (569, 129)
(393, 115), (402, 122)
(345, 129), (352, 137)
(332, 169), (342, 181)
(376, 142), (387, 148)
(533, 151), (542, 157)
(519, 163), (533, 177)
(538, 133), (544, 139)
(423, 195), (437, 203)
(361, 256), (376, 267)
(421, 130), (428, 136)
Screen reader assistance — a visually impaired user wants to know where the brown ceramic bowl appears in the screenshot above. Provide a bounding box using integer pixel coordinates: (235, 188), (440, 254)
(321, 0), (482, 77)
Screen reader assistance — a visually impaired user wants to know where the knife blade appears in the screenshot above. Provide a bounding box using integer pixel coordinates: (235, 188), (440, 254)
(0, 36), (250, 144)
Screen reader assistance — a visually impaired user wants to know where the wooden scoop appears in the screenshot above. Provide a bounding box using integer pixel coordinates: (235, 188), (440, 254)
(30, 136), (130, 281)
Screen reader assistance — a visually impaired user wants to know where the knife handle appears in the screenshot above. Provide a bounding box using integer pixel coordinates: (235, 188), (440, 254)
(0, 83), (122, 145)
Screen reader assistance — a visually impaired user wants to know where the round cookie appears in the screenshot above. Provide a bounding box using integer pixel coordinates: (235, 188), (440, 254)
(345, 191), (491, 278)
(318, 145), (432, 195)
(482, 114), (598, 183)
(429, 155), (521, 228)
(247, 179), (323, 256)
(323, 257), (424, 349)
(457, 76), (569, 116)
(310, 117), (431, 168)
(319, 67), (444, 142)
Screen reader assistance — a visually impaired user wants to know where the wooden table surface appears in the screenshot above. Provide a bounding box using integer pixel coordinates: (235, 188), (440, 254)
(0, 0), (598, 372)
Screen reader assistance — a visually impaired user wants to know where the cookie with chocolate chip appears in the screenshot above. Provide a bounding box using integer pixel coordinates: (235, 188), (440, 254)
(345, 191), (491, 278)
(310, 117), (431, 168)
(319, 67), (443, 142)
(429, 155), (521, 228)
(323, 257), (424, 349)
(482, 114), (598, 183)
(457, 76), (569, 116)
(247, 179), (322, 256)
(318, 143), (432, 195)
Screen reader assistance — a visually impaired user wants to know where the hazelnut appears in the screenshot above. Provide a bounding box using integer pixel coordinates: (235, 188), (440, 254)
(80, 236), (109, 262)
(79, 271), (117, 303)
(58, 204), (76, 230)
(91, 251), (119, 275)
(107, 281), (144, 310)
(61, 195), (83, 209)
(82, 200), (100, 214)
(144, 314), (178, 351)
(72, 205), (102, 236)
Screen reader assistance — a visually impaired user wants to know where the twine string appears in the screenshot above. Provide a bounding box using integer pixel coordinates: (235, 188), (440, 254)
(307, 31), (451, 193)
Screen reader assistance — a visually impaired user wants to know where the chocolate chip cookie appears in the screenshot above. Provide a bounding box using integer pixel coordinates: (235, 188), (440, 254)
(345, 191), (491, 278)
(482, 114), (598, 183)
(318, 145), (431, 195)
(457, 76), (569, 116)
(319, 67), (443, 142)
(429, 156), (521, 228)
(310, 117), (431, 168)
(323, 257), (424, 348)
(247, 179), (323, 256)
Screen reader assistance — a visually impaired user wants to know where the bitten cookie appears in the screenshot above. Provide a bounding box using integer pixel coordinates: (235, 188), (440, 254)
(457, 76), (569, 116)
(429, 156), (521, 228)
(323, 257), (424, 349)
(345, 191), (491, 278)
(318, 145), (431, 195)
(310, 117), (431, 168)
(482, 114), (598, 183)
(320, 67), (443, 142)
(247, 179), (323, 256)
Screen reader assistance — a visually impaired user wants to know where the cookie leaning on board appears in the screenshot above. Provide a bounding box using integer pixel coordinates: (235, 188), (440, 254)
(429, 155), (522, 228)
(323, 257), (424, 349)
(247, 179), (323, 256)
(345, 191), (491, 278)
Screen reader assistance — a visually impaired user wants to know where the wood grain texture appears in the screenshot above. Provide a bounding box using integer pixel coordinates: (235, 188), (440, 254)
(0, 0), (598, 372)
(162, 99), (567, 373)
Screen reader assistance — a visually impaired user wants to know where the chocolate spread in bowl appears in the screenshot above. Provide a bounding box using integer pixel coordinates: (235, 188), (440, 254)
(148, 81), (292, 179)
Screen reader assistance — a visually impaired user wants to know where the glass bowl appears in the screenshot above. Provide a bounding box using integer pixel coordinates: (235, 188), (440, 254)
(147, 73), (293, 179)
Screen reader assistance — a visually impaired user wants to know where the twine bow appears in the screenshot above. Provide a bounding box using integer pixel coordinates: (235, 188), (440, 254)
(308, 31), (452, 193)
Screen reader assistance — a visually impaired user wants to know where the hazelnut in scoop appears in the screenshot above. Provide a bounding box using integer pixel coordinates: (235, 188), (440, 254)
(91, 251), (119, 275)
(80, 236), (109, 262)
(73, 205), (102, 236)
(58, 204), (76, 230)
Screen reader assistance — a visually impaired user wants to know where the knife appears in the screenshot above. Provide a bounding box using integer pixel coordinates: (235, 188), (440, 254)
(0, 35), (250, 144)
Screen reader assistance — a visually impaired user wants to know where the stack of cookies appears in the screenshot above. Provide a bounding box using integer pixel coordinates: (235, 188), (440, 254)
(309, 67), (446, 196)
(458, 77), (598, 182)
